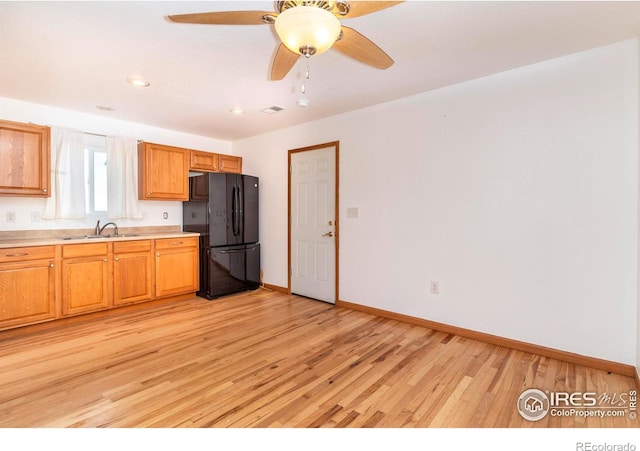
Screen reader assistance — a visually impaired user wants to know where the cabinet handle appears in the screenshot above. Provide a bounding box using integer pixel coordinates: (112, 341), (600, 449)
(157, 253), (161, 257)
(114, 257), (119, 261)
(5, 253), (28, 257)
(104, 258), (108, 262)
(43, 189), (48, 193)
(172, 241), (184, 246)
(49, 263), (54, 268)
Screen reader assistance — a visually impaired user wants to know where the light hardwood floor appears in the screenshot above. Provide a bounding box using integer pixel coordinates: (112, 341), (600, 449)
(0, 288), (636, 428)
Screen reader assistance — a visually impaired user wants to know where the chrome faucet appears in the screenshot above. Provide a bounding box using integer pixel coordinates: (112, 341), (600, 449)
(95, 220), (119, 236)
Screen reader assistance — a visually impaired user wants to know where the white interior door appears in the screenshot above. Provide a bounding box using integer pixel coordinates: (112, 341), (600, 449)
(290, 145), (337, 304)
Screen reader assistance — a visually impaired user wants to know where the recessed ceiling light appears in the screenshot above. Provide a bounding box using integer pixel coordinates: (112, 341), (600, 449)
(96, 105), (115, 111)
(296, 99), (309, 108)
(126, 77), (150, 87)
(230, 106), (244, 115)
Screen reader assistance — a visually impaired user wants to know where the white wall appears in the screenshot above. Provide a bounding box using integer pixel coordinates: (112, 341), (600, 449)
(0, 98), (232, 231)
(235, 39), (639, 365)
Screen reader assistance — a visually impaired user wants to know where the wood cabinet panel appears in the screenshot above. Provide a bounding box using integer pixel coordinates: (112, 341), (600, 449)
(0, 120), (50, 197)
(62, 242), (108, 258)
(155, 237), (198, 298)
(0, 259), (56, 328)
(219, 154), (242, 174)
(190, 150), (218, 172)
(0, 246), (55, 263)
(62, 255), (111, 316)
(138, 142), (189, 200)
(113, 240), (151, 253)
(155, 236), (198, 250)
(113, 240), (153, 306)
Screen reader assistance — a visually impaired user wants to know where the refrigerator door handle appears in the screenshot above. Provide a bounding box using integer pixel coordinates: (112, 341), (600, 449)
(238, 184), (244, 239)
(231, 185), (237, 237)
(235, 184), (241, 238)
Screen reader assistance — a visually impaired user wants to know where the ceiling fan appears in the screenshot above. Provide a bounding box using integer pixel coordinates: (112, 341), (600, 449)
(167, 1), (404, 80)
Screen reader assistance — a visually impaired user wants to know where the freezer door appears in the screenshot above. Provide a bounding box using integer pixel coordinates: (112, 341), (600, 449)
(204, 244), (260, 299)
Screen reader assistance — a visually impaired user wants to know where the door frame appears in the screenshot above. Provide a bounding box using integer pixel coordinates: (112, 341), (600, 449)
(288, 141), (340, 303)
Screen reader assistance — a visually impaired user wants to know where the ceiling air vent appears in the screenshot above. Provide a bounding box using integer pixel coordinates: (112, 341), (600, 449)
(261, 105), (285, 114)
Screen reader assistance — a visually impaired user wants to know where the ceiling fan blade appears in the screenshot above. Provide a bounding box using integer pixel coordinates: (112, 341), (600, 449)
(167, 11), (275, 25)
(333, 26), (394, 69)
(270, 43), (300, 80)
(342, 1), (404, 18)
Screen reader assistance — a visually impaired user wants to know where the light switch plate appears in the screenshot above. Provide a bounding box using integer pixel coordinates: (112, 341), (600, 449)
(346, 207), (359, 218)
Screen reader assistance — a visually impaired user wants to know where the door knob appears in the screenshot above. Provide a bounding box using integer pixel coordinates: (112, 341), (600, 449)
(322, 231), (333, 237)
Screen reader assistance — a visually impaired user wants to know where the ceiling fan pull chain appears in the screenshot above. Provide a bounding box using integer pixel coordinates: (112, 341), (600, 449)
(301, 57), (311, 94)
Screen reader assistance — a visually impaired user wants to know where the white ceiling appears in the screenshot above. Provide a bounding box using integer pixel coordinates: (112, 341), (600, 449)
(1, 1), (640, 141)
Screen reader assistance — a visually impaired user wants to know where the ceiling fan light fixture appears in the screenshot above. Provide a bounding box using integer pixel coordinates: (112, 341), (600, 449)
(274, 5), (341, 56)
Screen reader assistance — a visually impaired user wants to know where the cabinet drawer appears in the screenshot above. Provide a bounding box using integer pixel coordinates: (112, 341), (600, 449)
(113, 240), (151, 253)
(155, 236), (198, 250)
(0, 246), (55, 263)
(63, 242), (108, 258)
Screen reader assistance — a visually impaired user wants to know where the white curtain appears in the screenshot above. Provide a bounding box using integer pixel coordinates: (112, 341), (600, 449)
(43, 127), (86, 219)
(106, 136), (142, 219)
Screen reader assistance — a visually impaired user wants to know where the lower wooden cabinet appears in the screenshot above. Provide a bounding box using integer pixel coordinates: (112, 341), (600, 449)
(155, 237), (199, 298)
(0, 237), (199, 330)
(0, 246), (57, 329)
(113, 240), (153, 306)
(62, 243), (111, 316)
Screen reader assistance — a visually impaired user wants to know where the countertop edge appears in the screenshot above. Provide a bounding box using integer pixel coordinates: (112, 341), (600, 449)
(0, 232), (200, 249)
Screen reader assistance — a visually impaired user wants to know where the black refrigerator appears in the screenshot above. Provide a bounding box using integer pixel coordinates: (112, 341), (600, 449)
(183, 173), (260, 299)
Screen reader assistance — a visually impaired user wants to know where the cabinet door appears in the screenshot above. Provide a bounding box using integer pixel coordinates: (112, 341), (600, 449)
(219, 155), (242, 174)
(0, 260), (56, 328)
(113, 241), (153, 306)
(0, 120), (50, 197)
(138, 142), (189, 200)
(62, 256), (111, 315)
(190, 150), (218, 172)
(155, 238), (199, 298)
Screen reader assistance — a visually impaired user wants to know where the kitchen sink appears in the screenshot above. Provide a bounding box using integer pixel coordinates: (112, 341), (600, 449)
(61, 234), (139, 240)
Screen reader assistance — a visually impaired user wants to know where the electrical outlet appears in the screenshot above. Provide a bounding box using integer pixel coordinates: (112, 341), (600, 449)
(31, 211), (41, 222)
(347, 207), (359, 218)
(430, 281), (439, 295)
(6, 211), (16, 223)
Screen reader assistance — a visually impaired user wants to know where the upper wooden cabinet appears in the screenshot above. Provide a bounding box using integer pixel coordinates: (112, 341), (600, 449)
(190, 150), (219, 172)
(138, 142), (190, 201)
(219, 154), (242, 174)
(189, 149), (242, 174)
(0, 119), (50, 197)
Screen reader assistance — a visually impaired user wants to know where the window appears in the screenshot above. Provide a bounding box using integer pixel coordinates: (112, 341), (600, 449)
(84, 136), (108, 214)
